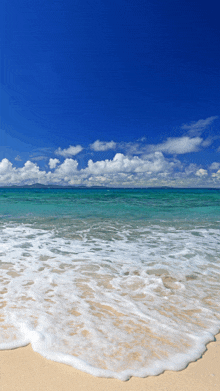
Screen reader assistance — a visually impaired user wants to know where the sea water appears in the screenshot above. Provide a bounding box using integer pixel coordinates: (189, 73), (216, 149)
(0, 188), (219, 380)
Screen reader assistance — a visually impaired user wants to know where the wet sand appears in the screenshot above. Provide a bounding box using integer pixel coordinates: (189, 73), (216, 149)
(0, 334), (220, 391)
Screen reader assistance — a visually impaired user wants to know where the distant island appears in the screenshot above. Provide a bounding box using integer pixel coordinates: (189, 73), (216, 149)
(0, 183), (104, 189)
(0, 184), (218, 190)
(0, 183), (172, 189)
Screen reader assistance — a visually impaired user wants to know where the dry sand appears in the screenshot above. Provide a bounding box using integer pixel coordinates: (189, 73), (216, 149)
(0, 334), (220, 391)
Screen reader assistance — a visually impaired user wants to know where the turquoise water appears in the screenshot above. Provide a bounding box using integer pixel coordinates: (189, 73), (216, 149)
(0, 188), (220, 380)
(0, 188), (220, 221)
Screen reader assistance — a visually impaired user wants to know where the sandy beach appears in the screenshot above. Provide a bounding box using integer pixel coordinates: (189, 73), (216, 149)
(0, 189), (220, 390)
(0, 333), (219, 391)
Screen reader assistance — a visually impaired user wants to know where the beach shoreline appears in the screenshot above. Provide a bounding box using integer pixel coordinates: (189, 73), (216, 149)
(0, 333), (219, 391)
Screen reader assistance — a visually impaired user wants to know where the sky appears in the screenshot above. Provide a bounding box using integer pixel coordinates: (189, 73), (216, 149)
(0, 0), (220, 187)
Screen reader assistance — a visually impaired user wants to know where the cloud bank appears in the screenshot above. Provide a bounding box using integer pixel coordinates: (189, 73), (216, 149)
(0, 153), (219, 188)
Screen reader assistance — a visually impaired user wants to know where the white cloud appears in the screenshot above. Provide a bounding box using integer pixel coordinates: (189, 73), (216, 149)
(51, 159), (79, 183)
(0, 158), (13, 175)
(15, 155), (22, 161)
(209, 162), (220, 171)
(84, 152), (175, 176)
(195, 169), (208, 177)
(18, 161), (47, 183)
(201, 138), (213, 148)
(146, 136), (203, 155)
(0, 159), (48, 185)
(0, 158), (78, 186)
(181, 116), (218, 136)
(49, 158), (60, 169)
(55, 145), (83, 157)
(54, 158), (78, 175)
(212, 170), (220, 179)
(90, 140), (116, 151)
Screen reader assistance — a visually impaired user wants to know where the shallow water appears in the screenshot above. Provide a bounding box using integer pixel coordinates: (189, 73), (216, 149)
(0, 188), (220, 380)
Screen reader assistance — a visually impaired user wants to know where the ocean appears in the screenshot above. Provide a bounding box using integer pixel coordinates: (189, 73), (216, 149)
(0, 188), (219, 380)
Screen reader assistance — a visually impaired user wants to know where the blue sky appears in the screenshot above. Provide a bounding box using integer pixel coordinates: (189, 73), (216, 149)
(0, 0), (220, 187)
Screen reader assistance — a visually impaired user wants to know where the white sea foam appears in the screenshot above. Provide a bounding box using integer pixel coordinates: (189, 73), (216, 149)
(0, 221), (220, 380)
